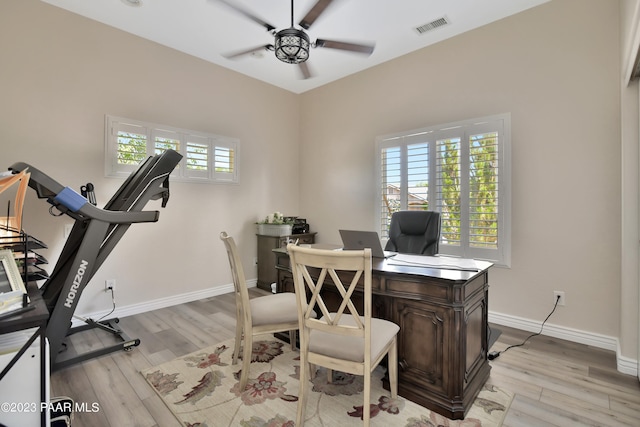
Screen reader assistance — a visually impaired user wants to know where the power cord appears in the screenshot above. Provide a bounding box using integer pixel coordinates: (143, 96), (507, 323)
(97, 287), (116, 322)
(488, 294), (561, 360)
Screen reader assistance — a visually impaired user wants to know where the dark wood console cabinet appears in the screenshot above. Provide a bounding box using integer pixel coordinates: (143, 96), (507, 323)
(274, 248), (491, 420)
(256, 232), (316, 291)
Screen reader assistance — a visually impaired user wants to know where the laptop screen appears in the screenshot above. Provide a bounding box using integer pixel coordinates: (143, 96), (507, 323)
(338, 230), (395, 258)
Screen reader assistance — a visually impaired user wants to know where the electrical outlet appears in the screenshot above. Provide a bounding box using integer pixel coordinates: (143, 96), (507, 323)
(105, 279), (116, 292)
(553, 291), (565, 306)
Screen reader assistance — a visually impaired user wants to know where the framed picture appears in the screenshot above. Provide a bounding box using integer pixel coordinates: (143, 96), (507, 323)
(0, 249), (27, 313)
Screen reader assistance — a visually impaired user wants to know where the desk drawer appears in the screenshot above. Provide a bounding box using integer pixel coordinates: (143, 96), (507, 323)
(385, 278), (448, 301)
(278, 235), (315, 246)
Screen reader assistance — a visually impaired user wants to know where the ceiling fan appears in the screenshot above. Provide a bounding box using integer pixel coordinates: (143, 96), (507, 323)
(212, 0), (375, 79)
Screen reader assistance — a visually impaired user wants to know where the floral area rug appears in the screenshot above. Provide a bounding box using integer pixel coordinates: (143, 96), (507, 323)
(142, 335), (512, 427)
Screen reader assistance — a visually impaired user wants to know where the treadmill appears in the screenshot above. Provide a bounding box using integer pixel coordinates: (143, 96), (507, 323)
(9, 149), (182, 370)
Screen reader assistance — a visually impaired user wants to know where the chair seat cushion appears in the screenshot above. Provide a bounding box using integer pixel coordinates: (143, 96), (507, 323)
(309, 314), (399, 363)
(250, 292), (299, 326)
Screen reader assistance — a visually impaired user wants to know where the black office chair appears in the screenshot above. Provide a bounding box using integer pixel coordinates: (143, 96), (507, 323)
(384, 210), (441, 255)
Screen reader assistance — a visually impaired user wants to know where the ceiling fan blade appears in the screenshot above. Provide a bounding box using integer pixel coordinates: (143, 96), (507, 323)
(212, 0), (276, 32)
(298, 62), (312, 79)
(314, 39), (375, 55)
(223, 44), (273, 59)
(299, 0), (335, 30)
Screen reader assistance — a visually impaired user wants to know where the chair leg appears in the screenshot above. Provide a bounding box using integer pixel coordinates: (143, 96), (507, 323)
(232, 324), (243, 365)
(239, 334), (253, 391)
(296, 356), (308, 426)
(289, 330), (297, 351)
(309, 363), (317, 379)
(388, 339), (398, 398)
(363, 371), (371, 427)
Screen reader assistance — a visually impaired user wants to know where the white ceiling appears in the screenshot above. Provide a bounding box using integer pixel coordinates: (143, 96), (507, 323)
(41, 0), (549, 94)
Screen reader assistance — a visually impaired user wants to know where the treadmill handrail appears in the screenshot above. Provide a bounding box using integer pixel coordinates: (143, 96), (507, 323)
(10, 161), (63, 199)
(9, 162), (160, 224)
(76, 202), (159, 224)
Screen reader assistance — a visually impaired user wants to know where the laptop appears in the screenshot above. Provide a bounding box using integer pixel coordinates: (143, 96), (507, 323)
(339, 230), (397, 259)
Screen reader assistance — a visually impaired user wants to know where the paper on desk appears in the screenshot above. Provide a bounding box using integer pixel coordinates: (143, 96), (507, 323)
(388, 254), (491, 271)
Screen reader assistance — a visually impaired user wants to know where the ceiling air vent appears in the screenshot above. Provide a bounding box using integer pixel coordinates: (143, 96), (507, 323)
(415, 17), (449, 35)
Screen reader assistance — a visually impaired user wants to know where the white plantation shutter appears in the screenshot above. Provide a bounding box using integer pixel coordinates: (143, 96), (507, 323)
(469, 131), (499, 250)
(106, 116), (239, 184)
(186, 142), (208, 171)
(380, 145), (401, 238)
(376, 114), (510, 266)
(154, 129), (180, 155)
(213, 141), (237, 182)
(407, 142), (429, 210)
(379, 134), (435, 239)
(185, 134), (209, 180)
(107, 121), (149, 173)
(436, 137), (462, 250)
(153, 129), (181, 174)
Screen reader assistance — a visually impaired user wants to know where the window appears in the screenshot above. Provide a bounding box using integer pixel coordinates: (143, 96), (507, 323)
(376, 114), (511, 266)
(105, 115), (239, 183)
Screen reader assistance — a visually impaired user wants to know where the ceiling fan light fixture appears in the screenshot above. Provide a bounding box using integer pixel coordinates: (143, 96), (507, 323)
(274, 28), (310, 64)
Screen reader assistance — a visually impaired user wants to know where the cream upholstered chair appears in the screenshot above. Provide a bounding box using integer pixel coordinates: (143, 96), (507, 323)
(219, 231), (300, 391)
(287, 244), (399, 426)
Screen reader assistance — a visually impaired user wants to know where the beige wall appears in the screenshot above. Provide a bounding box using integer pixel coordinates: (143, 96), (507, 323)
(621, 0), (640, 367)
(0, 0), (301, 314)
(1, 0), (635, 366)
(300, 0), (623, 341)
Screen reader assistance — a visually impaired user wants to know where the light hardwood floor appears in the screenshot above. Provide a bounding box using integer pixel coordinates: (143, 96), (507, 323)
(50, 289), (640, 427)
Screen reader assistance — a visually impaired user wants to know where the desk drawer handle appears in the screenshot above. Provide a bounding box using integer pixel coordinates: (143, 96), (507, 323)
(399, 359), (409, 371)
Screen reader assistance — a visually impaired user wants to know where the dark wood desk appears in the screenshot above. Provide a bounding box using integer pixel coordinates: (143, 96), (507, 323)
(274, 247), (492, 420)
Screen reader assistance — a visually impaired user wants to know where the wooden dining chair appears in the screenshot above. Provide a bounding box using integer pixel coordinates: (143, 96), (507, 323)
(0, 169), (30, 232)
(287, 244), (399, 426)
(219, 231), (300, 391)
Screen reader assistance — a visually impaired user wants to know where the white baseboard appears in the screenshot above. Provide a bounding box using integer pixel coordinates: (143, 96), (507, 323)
(617, 341), (639, 377)
(489, 311), (638, 377)
(71, 280), (256, 327)
(74, 286), (637, 377)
